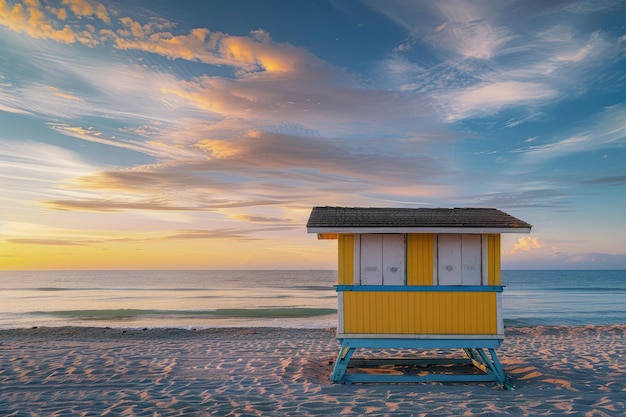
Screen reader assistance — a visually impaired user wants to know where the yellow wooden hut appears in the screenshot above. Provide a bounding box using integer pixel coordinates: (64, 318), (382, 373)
(306, 206), (532, 385)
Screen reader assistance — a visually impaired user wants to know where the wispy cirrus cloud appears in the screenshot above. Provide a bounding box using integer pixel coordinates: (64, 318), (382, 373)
(433, 81), (558, 122)
(40, 198), (201, 212)
(229, 214), (294, 224)
(427, 1), (515, 61)
(164, 226), (298, 241)
(47, 123), (201, 161)
(580, 175), (626, 187)
(365, 0), (514, 61)
(162, 73), (431, 135)
(0, 139), (95, 195)
(4, 226), (282, 246)
(370, 0), (624, 123)
(519, 105), (626, 164)
(0, 102), (31, 115)
(6, 238), (90, 246)
(460, 188), (570, 210)
(55, 129), (448, 217)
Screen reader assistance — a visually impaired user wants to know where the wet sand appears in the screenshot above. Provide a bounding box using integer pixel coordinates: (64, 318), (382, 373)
(1, 325), (624, 416)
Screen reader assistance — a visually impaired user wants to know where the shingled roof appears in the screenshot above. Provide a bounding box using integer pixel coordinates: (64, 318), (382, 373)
(307, 207), (531, 234)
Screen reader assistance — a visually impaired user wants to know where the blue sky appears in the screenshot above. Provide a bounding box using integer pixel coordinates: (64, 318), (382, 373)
(1, 0), (625, 269)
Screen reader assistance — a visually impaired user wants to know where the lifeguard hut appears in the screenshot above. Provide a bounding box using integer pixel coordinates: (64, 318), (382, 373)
(307, 207), (531, 385)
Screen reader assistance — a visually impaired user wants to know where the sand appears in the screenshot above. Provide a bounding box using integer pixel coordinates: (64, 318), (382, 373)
(0, 325), (624, 416)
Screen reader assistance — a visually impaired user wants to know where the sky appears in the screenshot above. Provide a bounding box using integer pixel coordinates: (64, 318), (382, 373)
(1, 0), (625, 270)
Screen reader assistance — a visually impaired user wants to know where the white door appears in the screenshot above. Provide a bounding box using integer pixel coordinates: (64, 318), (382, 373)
(461, 234), (482, 285)
(382, 234), (405, 285)
(437, 234), (482, 285)
(360, 234), (383, 285)
(359, 234), (406, 285)
(438, 234), (461, 285)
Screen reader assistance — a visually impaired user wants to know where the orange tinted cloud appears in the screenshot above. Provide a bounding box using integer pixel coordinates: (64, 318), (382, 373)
(113, 25), (226, 63)
(41, 198), (199, 212)
(195, 139), (245, 158)
(0, 0), (77, 43)
(229, 214), (293, 224)
(2, 1), (320, 77)
(219, 32), (307, 73)
(113, 24), (316, 75)
(62, 0), (110, 23)
(505, 236), (544, 254)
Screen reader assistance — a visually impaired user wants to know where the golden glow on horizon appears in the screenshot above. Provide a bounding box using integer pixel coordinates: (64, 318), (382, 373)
(0, 237), (337, 270)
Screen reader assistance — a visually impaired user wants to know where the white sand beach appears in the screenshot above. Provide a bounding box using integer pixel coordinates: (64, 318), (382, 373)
(1, 325), (624, 416)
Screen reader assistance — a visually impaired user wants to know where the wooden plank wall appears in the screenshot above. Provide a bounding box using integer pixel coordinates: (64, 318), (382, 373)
(406, 233), (434, 285)
(342, 291), (498, 335)
(337, 234), (354, 285)
(486, 234), (501, 285)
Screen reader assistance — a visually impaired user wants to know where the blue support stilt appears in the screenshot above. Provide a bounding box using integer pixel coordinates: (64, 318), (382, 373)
(330, 345), (355, 383)
(463, 347), (506, 386)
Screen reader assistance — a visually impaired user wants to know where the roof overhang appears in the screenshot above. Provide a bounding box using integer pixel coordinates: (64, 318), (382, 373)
(308, 226), (531, 235)
(306, 207), (532, 236)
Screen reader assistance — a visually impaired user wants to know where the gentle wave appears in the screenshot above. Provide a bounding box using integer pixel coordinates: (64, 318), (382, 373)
(504, 318), (537, 327)
(209, 308), (336, 317)
(292, 285), (335, 291)
(516, 287), (626, 293)
(29, 308), (337, 321)
(20, 287), (230, 292)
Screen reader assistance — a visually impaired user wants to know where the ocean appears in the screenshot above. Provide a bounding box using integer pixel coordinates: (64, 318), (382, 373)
(0, 270), (624, 330)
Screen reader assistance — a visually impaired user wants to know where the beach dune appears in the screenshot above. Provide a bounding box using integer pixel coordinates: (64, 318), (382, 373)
(1, 325), (624, 416)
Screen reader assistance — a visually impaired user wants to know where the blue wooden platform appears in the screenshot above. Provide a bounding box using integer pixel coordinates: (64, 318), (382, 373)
(331, 337), (509, 387)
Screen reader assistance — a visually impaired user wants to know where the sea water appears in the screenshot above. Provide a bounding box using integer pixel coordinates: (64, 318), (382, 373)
(502, 270), (626, 327)
(0, 270), (624, 329)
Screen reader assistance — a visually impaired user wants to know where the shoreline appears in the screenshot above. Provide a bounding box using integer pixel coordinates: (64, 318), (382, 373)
(1, 322), (624, 337)
(1, 324), (624, 416)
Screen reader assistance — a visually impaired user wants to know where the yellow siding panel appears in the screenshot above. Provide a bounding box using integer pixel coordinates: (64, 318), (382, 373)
(425, 293), (434, 333)
(403, 292), (411, 332)
(342, 291), (498, 335)
(447, 293), (454, 334)
(407, 292), (416, 333)
(344, 292), (354, 332)
(358, 292), (366, 334)
(485, 292), (499, 334)
(487, 234), (501, 285)
(407, 234), (435, 285)
(464, 296), (473, 334)
(439, 293), (448, 331)
(338, 235), (354, 285)
(451, 292), (458, 334)
(353, 292), (360, 333)
(374, 292), (383, 333)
